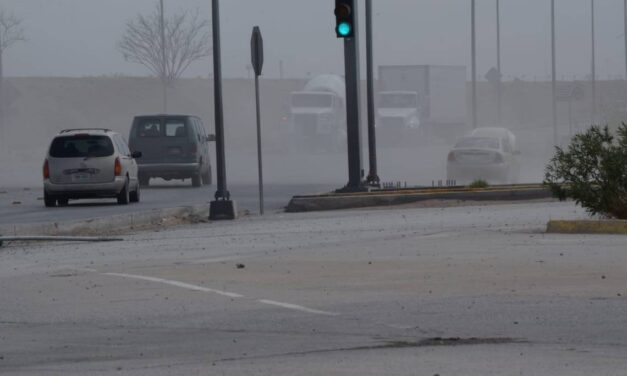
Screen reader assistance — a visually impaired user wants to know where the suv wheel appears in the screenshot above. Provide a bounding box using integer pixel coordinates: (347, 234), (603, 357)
(44, 191), (56, 208)
(117, 178), (130, 205)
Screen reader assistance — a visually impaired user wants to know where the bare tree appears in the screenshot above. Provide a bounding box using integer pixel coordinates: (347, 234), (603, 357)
(117, 2), (210, 111)
(0, 9), (25, 154)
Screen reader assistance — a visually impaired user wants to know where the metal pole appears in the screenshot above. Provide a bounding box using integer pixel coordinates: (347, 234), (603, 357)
(209, 0), (236, 220)
(338, 1), (364, 192)
(551, 0), (558, 145)
(496, 0), (502, 125)
(254, 73), (264, 215)
(471, 0), (478, 129)
(160, 0), (167, 114)
(591, 0), (596, 124)
(212, 0), (228, 201)
(365, 0), (379, 187)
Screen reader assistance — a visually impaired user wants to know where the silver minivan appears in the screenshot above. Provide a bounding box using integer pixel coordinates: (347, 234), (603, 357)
(43, 129), (142, 207)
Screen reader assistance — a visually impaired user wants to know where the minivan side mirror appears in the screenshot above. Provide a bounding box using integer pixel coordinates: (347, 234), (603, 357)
(207, 134), (216, 142)
(131, 151), (143, 159)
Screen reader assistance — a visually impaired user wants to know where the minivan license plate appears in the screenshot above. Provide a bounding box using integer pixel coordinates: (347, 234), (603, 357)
(71, 173), (90, 183)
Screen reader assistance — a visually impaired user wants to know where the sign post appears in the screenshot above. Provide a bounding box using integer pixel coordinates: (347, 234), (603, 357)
(251, 26), (264, 215)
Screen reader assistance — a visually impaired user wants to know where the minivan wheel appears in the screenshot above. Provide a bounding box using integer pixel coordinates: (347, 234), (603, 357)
(44, 191), (56, 207)
(117, 178), (130, 205)
(191, 173), (202, 187)
(130, 182), (140, 203)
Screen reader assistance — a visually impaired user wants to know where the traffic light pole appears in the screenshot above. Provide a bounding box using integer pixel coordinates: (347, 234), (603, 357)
(209, 0), (237, 220)
(338, 0), (365, 192)
(365, 0), (380, 187)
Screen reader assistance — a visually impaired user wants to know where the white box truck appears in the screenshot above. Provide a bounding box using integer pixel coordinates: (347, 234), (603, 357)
(378, 65), (468, 142)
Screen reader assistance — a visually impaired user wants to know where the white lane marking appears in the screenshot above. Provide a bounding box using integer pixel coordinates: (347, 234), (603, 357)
(258, 299), (339, 316)
(103, 272), (337, 316)
(104, 272), (244, 298)
(188, 256), (243, 265)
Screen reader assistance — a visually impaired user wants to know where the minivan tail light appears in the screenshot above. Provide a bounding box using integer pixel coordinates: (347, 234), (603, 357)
(43, 159), (50, 179)
(114, 157), (122, 176)
(190, 143), (197, 157)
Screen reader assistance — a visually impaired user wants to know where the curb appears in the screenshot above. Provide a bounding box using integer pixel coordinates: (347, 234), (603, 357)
(286, 186), (552, 213)
(547, 220), (627, 235)
(0, 205), (211, 237)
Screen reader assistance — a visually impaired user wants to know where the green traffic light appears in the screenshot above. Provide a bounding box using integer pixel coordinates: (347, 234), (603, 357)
(337, 21), (352, 37)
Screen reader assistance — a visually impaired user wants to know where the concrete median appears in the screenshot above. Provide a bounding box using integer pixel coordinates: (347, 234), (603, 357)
(286, 184), (552, 213)
(547, 219), (627, 235)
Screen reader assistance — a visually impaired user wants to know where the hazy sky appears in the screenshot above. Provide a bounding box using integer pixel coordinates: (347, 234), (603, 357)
(2, 0), (626, 80)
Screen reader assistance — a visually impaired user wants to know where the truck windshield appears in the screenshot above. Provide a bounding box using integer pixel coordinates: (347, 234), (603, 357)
(379, 94), (417, 108)
(292, 93), (333, 108)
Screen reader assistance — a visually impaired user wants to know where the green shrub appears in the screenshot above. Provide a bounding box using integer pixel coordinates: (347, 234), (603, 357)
(544, 124), (627, 219)
(468, 179), (489, 189)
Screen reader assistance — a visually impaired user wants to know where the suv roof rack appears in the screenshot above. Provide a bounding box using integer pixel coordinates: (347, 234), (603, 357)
(60, 128), (112, 134)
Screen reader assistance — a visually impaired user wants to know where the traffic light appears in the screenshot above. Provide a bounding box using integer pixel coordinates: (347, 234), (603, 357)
(335, 0), (355, 38)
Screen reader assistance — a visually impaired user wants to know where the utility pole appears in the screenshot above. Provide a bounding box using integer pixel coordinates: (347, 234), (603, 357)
(496, 0), (502, 125)
(551, 0), (558, 146)
(471, 0), (478, 129)
(159, 0), (167, 114)
(365, 0), (379, 187)
(209, 0), (236, 220)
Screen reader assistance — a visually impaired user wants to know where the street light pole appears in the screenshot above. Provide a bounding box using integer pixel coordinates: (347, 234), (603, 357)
(209, 0), (236, 220)
(551, 0), (558, 146)
(159, 0), (167, 114)
(471, 0), (478, 130)
(496, 0), (502, 125)
(591, 0), (596, 124)
(624, 0), (627, 80)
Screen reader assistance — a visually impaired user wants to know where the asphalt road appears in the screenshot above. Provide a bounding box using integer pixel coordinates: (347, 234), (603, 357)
(0, 181), (335, 226)
(2, 201), (626, 375)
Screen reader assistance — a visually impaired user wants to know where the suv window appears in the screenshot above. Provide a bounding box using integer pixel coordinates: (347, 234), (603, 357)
(50, 135), (114, 158)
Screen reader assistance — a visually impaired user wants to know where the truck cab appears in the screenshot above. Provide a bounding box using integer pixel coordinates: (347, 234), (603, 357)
(289, 75), (347, 152)
(376, 91), (421, 131)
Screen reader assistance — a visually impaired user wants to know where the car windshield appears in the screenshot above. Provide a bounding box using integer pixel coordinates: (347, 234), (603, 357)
(49, 135), (114, 158)
(379, 93), (417, 108)
(455, 137), (500, 150)
(292, 93), (333, 108)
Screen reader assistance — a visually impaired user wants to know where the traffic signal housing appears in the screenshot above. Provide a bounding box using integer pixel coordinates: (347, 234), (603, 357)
(335, 0), (355, 38)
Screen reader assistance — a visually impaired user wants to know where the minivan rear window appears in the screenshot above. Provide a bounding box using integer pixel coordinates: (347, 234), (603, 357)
(50, 135), (114, 158)
(135, 119), (188, 138)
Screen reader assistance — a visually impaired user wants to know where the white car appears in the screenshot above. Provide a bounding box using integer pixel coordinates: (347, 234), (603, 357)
(43, 129), (142, 207)
(447, 127), (520, 184)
